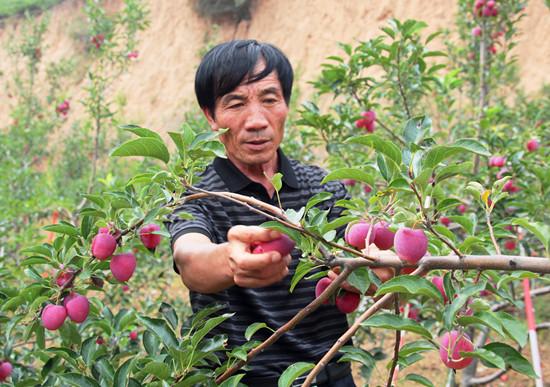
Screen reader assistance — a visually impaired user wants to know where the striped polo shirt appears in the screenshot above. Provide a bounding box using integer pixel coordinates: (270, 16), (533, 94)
(165, 149), (350, 383)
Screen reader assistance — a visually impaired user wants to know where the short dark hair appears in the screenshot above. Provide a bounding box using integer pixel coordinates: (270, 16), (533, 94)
(195, 40), (293, 116)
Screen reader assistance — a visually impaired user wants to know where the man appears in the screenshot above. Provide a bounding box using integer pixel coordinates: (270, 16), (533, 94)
(166, 40), (358, 386)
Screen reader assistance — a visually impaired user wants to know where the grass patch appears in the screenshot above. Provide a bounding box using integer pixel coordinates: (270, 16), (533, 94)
(0, 0), (63, 18)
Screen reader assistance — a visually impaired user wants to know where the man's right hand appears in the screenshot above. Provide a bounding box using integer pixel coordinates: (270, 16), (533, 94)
(226, 225), (292, 288)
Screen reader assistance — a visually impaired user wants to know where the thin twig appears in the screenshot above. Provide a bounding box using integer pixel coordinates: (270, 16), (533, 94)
(485, 211), (501, 255)
(386, 296), (401, 387)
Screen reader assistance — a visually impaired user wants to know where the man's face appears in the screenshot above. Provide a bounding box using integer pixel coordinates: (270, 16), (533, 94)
(204, 67), (289, 168)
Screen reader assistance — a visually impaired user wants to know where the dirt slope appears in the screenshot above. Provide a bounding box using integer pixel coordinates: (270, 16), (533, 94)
(0, 0), (549, 134)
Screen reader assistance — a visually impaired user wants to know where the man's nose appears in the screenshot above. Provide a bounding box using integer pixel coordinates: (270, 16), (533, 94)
(243, 102), (269, 131)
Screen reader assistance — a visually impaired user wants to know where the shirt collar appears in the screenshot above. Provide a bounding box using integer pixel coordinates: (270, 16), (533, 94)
(213, 148), (300, 192)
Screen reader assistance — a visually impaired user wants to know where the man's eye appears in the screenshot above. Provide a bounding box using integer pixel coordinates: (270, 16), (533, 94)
(228, 103), (243, 109)
(263, 98), (278, 104)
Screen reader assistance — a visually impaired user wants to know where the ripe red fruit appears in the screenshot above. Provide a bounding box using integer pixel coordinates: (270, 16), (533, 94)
(399, 306), (420, 321)
(110, 253), (137, 282)
(401, 266), (417, 274)
(373, 222), (395, 250)
(439, 331), (474, 369)
(474, 0), (485, 9)
(364, 120), (376, 133)
(342, 179), (356, 186)
(122, 284), (130, 292)
(251, 234), (295, 256)
(91, 33), (105, 49)
(0, 361), (13, 382)
(91, 232), (117, 260)
(440, 217), (451, 227)
(504, 240), (516, 251)
(488, 156), (505, 167)
(526, 138), (540, 152)
(490, 6), (498, 16)
(335, 291), (360, 314)
(394, 228), (428, 263)
(345, 222), (374, 250)
(488, 45), (497, 54)
(55, 270), (74, 287)
(431, 276), (448, 303)
(41, 304), (67, 331)
(129, 330), (138, 341)
(315, 277), (333, 304)
(457, 204), (467, 214)
(65, 294), (90, 323)
(500, 373), (509, 382)
(361, 110), (376, 123)
(139, 223), (162, 250)
(55, 100), (70, 116)
(96, 337), (105, 345)
(363, 184), (372, 194)
(502, 180), (520, 193)
(471, 26), (482, 37)
(127, 50), (139, 59)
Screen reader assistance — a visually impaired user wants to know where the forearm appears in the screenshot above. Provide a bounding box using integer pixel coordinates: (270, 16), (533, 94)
(173, 234), (234, 293)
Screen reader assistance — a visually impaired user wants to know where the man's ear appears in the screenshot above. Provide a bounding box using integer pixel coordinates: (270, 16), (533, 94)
(202, 108), (219, 131)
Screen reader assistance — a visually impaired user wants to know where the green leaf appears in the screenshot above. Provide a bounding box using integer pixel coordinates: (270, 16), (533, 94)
(137, 315), (178, 348)
(403, 116), (431, 145)
(143, 361), (171, 380)
(111, 137), (170, 164)
(443, 281), (486, 329)
(465, 348), (505, 370)
(435, 162), (473, 182)
(113, 358), (133, 387)
(218, 374), (245, 387)
(484, 342), (536, 378)
(290, 260), (317, 293)
(278, 362), (315, 387)
(347, 267), (371, 295)
(362, 313), (432, 339)
(346, 134), (402, 164)
(375, 275), (443, 303)
(191, 313), (234, 347)
(423, 139), (489, 169)
(338, 346), (375, 369)
(496, 311), (528, 347)
(43, 223), (80, 237)
(512, 218), (550, 253)
(20, 245), (53, 257)
(245, 322), (273, 341)
(404, 373), (434, 387)
(457, 311), (505, 337)
(120, 124), (162, 141)
(305, 192), (333, 213)
(59, 373), (101, 387)
(321, 168), (375, 187)
(399, 340), (437, 357)
(271, 172), (283, 192)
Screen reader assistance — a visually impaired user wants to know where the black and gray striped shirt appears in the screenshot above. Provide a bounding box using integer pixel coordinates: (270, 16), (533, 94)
(165, 149), (350, 382)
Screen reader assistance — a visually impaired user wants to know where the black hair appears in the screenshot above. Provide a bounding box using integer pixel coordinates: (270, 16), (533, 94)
(194, 40), (293, 116)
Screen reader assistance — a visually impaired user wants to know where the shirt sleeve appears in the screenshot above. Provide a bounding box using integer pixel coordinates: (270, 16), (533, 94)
(164, 197), (215, 274)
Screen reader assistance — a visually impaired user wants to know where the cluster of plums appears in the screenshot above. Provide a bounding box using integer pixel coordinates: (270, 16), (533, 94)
(40, 224), (162, 331)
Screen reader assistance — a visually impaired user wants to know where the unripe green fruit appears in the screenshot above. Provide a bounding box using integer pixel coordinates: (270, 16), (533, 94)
(41, 304), (67, 330)
(315, 277), (333, 304)
(439, 331), (474, 369)
(335, 291), (360, 314)
(65, 294), (90, 323)
(394, 228), (428, 263)
(91, 233), (117, 260)
(110, 253), (137, 282)
(251, 234), (295, 256)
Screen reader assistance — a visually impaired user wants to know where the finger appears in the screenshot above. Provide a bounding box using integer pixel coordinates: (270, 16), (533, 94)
(231, 251), (282, 271)
(228, 225), (281, 243)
